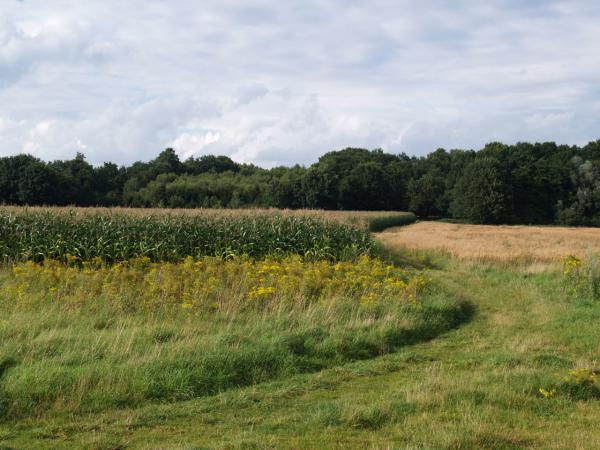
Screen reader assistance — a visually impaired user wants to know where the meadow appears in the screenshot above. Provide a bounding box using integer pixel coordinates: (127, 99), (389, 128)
(2, 212), (600, 449)
(0, 255), (471, 422)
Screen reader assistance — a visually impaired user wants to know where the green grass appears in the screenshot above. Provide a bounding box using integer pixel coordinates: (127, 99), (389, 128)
(3, 246), (600, 448)
(0, 258), (468, 423)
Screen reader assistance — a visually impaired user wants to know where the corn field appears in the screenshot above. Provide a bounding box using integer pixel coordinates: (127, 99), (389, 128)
(0, 209), (375, 263)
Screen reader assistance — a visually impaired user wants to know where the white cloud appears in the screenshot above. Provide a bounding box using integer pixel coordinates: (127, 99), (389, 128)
(0, 0), (599, 166)
(31, 120), (51, 137)
(172, 131), (221, 160)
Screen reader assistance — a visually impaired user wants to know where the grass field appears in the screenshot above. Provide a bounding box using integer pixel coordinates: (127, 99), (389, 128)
(0, 256), (469, 423)
(2, 215), (600, 449)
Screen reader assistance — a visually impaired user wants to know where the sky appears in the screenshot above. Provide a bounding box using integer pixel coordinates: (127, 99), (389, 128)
(1, 0), (599, 167)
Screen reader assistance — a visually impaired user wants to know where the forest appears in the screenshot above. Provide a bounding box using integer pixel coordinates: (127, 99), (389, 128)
(2, 140), (600, 225)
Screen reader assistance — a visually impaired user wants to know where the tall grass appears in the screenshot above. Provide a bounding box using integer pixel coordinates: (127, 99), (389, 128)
(0, 257), (469, 420)
(0, 210), (373, 263)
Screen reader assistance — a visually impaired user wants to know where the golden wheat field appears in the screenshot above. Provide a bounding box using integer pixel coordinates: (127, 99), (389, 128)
(377, 221), (600, 269)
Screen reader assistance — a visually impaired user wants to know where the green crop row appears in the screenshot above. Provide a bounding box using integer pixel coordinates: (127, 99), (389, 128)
(0, 210), (374, 263)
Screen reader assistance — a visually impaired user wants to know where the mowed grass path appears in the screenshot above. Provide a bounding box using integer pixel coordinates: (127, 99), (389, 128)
(3, 250), (600, 448)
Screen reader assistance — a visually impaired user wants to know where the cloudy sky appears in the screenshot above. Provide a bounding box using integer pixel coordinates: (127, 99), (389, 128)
(1, 1), (599, 167)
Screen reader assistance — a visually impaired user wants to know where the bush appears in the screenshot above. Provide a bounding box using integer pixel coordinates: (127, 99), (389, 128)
(367, 213), (417, 232)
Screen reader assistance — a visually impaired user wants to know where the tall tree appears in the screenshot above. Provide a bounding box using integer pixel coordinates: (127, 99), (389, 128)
(450, 157), (511, 224)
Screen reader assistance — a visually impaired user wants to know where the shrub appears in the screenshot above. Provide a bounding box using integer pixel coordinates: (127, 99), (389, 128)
(367, 213), (417, 232)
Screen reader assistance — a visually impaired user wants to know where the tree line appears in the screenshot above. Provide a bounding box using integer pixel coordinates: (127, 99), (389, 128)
(2, 140), (600, 225)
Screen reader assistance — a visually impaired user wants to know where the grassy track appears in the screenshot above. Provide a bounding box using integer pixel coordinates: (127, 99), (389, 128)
(3, 246), (600, 448)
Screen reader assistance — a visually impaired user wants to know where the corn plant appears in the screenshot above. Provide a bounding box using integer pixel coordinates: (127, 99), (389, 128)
(0, 210), (374, 263)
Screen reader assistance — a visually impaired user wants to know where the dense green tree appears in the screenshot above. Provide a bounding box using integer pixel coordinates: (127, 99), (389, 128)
(269, 166), (306, 208)
(556, 157), (600, 225)
(153, 148), (182, 175)
(0, 154), (61, 205)
(302, 166), (339, 209)
(94, 162), (126, 205)
(338, 162), (390, 210)
(408, 171), (446, 217)
(450, 157), (511, 224)
(183, 155), (239, 175)
(50, 153), (97, 205)
(4, 140), (600, 225)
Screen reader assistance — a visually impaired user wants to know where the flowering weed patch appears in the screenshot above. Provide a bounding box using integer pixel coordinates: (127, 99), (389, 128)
(538, 368), (600, 401)
(562, 253), (600, 300)
(0, 257), (468, 420)
(3, 255), (427, 312)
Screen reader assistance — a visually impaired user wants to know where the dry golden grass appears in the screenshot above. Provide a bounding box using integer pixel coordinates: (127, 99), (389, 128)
(377, 221), (600, 270)
(0, 206), (411, 229)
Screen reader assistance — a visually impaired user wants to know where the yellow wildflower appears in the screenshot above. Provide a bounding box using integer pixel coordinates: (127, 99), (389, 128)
(539, 387), (556, 398)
